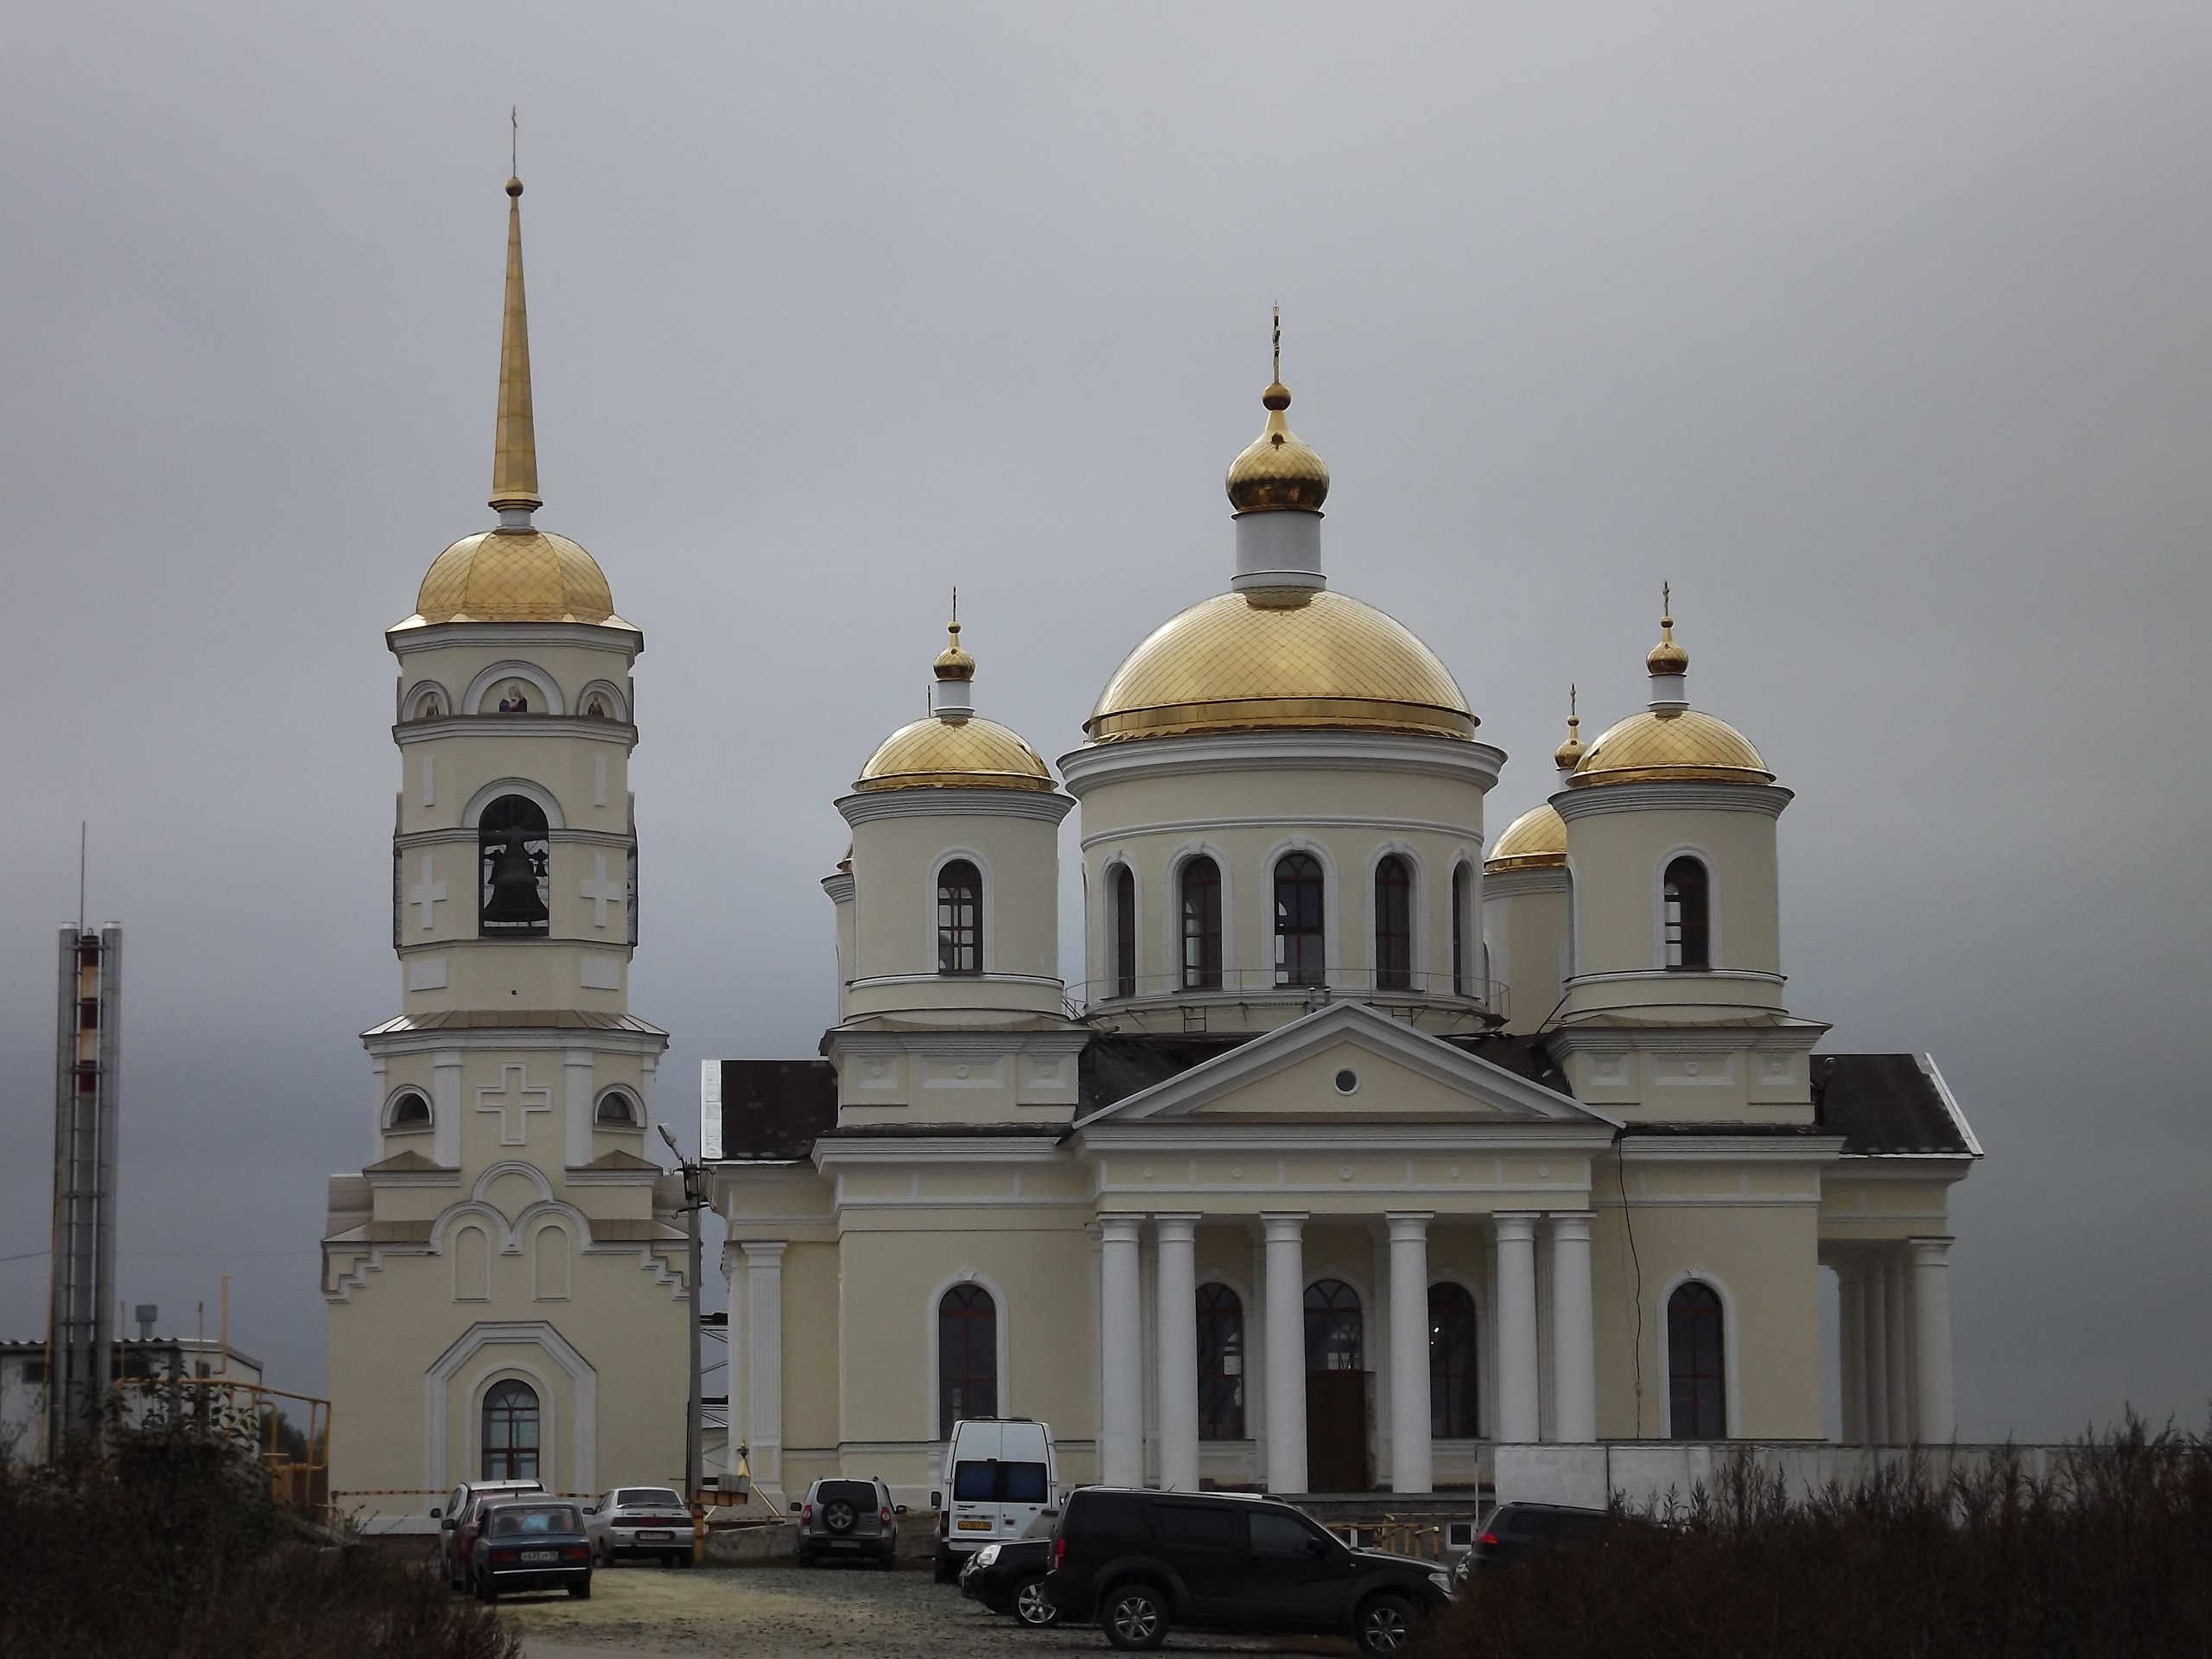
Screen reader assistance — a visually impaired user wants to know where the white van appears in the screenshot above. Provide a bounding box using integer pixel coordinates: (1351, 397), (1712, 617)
(931, 1418), (1058, 1581)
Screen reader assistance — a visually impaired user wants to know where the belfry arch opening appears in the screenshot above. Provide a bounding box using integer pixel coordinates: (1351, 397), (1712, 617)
(479, 796), (551, 938)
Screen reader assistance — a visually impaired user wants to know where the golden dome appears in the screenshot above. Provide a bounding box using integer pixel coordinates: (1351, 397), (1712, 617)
(1554, 690), (1584, 772)
(1226, 379), (1330, 513)
(1571, 709), (1771, 788)
(405, 529), (619, 626)
(1088, 590), (1476, 743)
(1487, 802), (1567, 870)
(1647, 587), (1688, 677)
(855, 715), (1056, 793)
(934, 618), (975, 682)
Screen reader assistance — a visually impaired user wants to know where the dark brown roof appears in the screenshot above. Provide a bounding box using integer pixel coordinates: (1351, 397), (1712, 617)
(1815, 1054), (1978, 1156)
(711, 1059), (839, 1161)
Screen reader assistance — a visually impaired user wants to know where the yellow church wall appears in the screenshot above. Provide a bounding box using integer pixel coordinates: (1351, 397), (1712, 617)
(1479, 871), (1569, 1034)
(1565, 804), (1781, 981)
(780, 1241), (842, 1465)
(848, 810), (1060, 988)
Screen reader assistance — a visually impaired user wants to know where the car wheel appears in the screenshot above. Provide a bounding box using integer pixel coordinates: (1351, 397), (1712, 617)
(1355, 1592), (1417, 1656)
(475, 1568), (498, 1605)
(1100, 1582), (1168, 1650)
(932, 1549), (957, 1585)
(677, 1551), (695, 1568)
(1011, 1575), (1062, 1629)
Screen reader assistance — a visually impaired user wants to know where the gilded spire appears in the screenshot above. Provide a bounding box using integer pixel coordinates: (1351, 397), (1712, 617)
(1226, 308), (1330, 513)
(933, 587), (976, 682)
(489, 174), (542, 520)
(1554, 683), (1585, 772)
(1647, 581), (1688, 677)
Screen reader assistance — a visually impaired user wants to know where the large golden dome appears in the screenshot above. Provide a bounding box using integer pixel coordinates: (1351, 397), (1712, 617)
(855, 715), (1055, 793)
(1088, 590), (1476, 743)
(1571, 709), (1771, 788)
(1486, 803), (1567, 870)
(404, 529), (619, 626)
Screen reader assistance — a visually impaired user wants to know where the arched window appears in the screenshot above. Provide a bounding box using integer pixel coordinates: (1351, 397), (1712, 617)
(936, 861), (982, 976)
(938, 1284), (997, 1437)
(1197, 1283), (1245, 1440)
(410, 687), (448, 721)
(1111, 865), (1137, 998)
(1180, 857), (1223, 990)
(387, 1090), (431, 1130)
(1274, 854), (1325, 988)
(594, 1090), (638, 1127)
(1304, 1279), (1363, 1371)
(1668, 1281), (1726, 1439)
(1374, 855), (1413, 990)
(1428, 1282), (1478, 1438)
(1451, 865), (1471, 997)
(1663, 857), (1710, 971)
(479, 796), (551, 938)
(481, 1379), (540, 1479)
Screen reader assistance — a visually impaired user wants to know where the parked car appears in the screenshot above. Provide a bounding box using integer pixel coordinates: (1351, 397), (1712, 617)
(1045, 1485), (1451, 1656)
(959, 1538), (1062, 1628)
(435, 1478), (544, 1591)
(471, 1498), (593, 1602)
(932, 1417), (1058, 1583)
(1459, 1500), (1613, 1577)
(584, 1485), (696, 1567)
(791, 1476), (903, 1568)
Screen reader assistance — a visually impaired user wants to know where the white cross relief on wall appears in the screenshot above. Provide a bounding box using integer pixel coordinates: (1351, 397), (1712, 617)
(580, 855), (622, 929)
(410, 855), (448, 930)
(476, 1064), (554, 1147)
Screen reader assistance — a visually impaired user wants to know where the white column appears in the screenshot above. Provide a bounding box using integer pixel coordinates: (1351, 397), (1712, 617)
(1548, 1214), (1597, 1443)
(564, 1047), (594, 1168)
(432, 1048), (462, 1167)
(1154, 1215), (1200, 1491)
(1862, 1266), (1890, 1443)
(1884, 1258), (1914, 1444)
(725, 1243), (749, 1478)
(742, 1242), (786, 1499)
(1493, 1214), (1541, 1443)
(1910, 1236), (1956, 1443)
(368, 1056), (388, 1163)
(1098, 1217), (1145, 1486)
(1387, 1213), (1433, 1493)
(1262, 1213), (1308, 1495)
(1839, 1267), (1866, 1444)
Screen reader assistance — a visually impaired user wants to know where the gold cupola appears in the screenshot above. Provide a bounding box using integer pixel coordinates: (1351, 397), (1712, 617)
(1573, 592), (1773, 788)
(1226, 384), (1331, 514)
(396, 175), (624, 632)
(855, 607), (1056, 793)
(1487, 691), (1582, 872)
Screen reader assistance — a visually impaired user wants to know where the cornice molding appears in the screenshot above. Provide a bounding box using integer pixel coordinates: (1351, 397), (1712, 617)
(1481, 867), (1568, 899)
(394, 715), (638, 747)
(1554, 782), (1793, 822)
(388, 620), (642, 655)
(394, 827), (634, 852)
(1059, 729), (1505, 795)
(825, 1027), (1090, 1058)
(836, 787), (1074, 828)
(1546, 1022), (1828, 1055)
(1616, 1135), (1845, 1164)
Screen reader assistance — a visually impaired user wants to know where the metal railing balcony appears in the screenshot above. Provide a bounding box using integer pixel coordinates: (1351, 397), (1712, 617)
(1065, 969), (1507, 1027)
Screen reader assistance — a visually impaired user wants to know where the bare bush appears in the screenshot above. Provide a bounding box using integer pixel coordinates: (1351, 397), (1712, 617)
(1421, 1417), (2212, 1659)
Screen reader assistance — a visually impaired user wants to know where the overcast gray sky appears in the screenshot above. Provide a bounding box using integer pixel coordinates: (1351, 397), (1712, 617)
(3, 3), (2207, 1437)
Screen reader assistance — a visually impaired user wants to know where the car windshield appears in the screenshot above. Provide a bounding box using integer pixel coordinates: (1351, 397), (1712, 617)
(617, 1488), (683, 1508)
(490, 1505), (579, 1536)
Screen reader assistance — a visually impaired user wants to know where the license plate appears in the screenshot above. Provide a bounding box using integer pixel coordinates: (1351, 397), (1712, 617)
(521, 1550), (557, 1563)
(957, 1518), (992, 1532)
(639, 1530), (672, 1541)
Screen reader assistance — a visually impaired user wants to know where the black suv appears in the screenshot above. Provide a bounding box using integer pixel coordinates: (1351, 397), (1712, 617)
(1045, 1486), (1451, 1655)
(1465, 1500), (1612, 1572)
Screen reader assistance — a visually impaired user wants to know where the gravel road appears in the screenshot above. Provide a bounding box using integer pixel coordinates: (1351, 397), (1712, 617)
(501, 1560), (1357, 1658)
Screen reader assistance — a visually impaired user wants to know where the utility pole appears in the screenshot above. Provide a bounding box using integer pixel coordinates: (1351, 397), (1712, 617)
(659, 1124), (708, 1511)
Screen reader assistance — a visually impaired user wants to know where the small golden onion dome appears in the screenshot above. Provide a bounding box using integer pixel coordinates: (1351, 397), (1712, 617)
(855, 716), (1056, 793)
(1554, 708), (1584, 772)
(1088, 590), (1475, 742)
(403, 529), (620, 626)
(1648, 597), (1688, 677)
(1571, 709), (1772, 788)
(933, 619), (976, 682)
(1226, 380), (1331, 513)
(1486, 803), (1567, 871)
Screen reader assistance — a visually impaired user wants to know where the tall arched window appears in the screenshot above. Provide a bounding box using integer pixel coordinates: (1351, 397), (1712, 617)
(1274, 854), (1325, 988)
(1304, 1279), (1363, 1371)
(1663, 857), (1710, 971)
(1428, 1282), (1478, 1438)
(1668, 1281), (1726, 1439)
(1197, 1283), (1245, 1440)
(481, 1379), (540, 1479)
(1374, 855), (1413, 990)
(1111, 865), (1137, 998)
(938, 1283), (997, 1437)
(937, 861), (982, 975)
(1451, 865), (1471, 997)
(479, 796), (551, 938)
(1180, 857), (1223, 990)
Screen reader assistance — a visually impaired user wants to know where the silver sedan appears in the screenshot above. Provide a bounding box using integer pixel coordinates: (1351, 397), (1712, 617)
(583, 1486), (697, 1566)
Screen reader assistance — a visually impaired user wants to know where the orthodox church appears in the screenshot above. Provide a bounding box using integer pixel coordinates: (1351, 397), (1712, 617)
(326, 178), (1979, 1524)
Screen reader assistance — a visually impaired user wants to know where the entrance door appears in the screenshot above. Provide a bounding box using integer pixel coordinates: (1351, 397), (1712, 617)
(1305, 1370), (1369, 1492)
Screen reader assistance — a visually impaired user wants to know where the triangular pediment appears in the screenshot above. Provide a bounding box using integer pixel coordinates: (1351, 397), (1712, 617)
(1077, 1002), (1616, 1128)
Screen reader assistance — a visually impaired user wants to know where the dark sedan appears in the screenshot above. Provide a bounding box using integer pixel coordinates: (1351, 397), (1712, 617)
(473, 1499), (593, 1601)
(959, 1538), (1062, 1628)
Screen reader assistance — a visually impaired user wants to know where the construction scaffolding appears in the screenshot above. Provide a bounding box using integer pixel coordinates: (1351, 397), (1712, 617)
(48, 924), (121, 1454)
